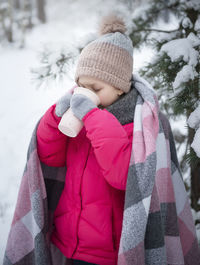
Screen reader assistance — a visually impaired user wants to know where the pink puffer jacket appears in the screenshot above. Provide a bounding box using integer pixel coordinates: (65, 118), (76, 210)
(36, 103), (133, 265)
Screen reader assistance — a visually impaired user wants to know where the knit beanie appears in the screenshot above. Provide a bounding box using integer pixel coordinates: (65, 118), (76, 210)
(74, 12), (134, 93)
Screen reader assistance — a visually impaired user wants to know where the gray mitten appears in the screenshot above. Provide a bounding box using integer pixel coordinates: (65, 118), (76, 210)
(70, 93), (98, 121)
(55, 91), (73, 117)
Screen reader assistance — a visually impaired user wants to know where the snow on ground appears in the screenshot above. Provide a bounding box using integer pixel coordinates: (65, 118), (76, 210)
(0, 47), (68, 261)
(0, 0), (197, 263)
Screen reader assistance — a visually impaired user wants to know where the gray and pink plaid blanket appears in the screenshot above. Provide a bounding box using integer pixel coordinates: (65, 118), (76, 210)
(3, 73), (200, 265)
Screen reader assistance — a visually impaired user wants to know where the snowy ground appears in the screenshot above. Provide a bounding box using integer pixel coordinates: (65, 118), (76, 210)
(0, 0), (198, 263)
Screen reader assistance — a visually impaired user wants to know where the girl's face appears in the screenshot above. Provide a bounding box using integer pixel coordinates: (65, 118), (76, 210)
(77, 75), (124, 108)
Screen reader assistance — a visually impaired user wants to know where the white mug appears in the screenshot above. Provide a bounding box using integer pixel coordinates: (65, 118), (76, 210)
(58, 87), (101, 137)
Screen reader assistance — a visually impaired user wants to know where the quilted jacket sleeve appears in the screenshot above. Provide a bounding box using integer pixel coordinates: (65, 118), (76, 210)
(36, 103), (69, 167)
(82, 107), (133, 190)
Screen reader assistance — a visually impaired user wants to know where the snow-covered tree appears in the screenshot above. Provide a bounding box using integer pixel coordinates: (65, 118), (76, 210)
(36, 0), (46, 23)
(129, 0), (200, 213)
(0, 0), (46, 47)
(0, 0), (14, 42)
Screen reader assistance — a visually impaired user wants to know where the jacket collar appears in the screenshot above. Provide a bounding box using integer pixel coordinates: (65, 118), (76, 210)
(105, 74), (139, 125)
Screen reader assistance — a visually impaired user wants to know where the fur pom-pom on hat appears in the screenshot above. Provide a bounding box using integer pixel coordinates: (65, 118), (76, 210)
(98, 13), (127, 36)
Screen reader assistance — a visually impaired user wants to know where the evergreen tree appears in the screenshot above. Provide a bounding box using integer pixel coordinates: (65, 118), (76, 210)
(129, 0), (200, 215)
(0, 0), (46, 47)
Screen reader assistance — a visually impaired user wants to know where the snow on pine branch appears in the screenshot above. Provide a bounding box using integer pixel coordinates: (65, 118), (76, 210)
(30, 33), (97, 89)
(187, 104), (200, 158)
(194, 15), (200, 32)
(160, 32), (200, 94)
(30, 42), (80, 89)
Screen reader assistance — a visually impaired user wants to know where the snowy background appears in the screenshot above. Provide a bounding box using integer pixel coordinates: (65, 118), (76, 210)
(0, 0), (199, 263)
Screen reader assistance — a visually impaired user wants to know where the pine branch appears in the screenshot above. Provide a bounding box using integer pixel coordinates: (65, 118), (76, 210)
(133, 27), (180, 34)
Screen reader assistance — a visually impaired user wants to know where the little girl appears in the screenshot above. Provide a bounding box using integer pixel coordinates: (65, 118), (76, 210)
(36, 13), (135, 265)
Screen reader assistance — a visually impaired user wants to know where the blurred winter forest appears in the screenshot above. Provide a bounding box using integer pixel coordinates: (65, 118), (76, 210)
(0, 0), (200, 263)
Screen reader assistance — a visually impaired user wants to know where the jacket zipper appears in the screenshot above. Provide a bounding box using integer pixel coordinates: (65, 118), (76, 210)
(71, 143), (90, 258)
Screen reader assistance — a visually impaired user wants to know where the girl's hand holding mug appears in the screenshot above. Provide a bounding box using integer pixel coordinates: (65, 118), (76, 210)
(57, 87), (101, 137)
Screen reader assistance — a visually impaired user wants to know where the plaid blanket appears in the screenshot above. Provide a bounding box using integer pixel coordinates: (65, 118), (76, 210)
(3, 73), (200, 265)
